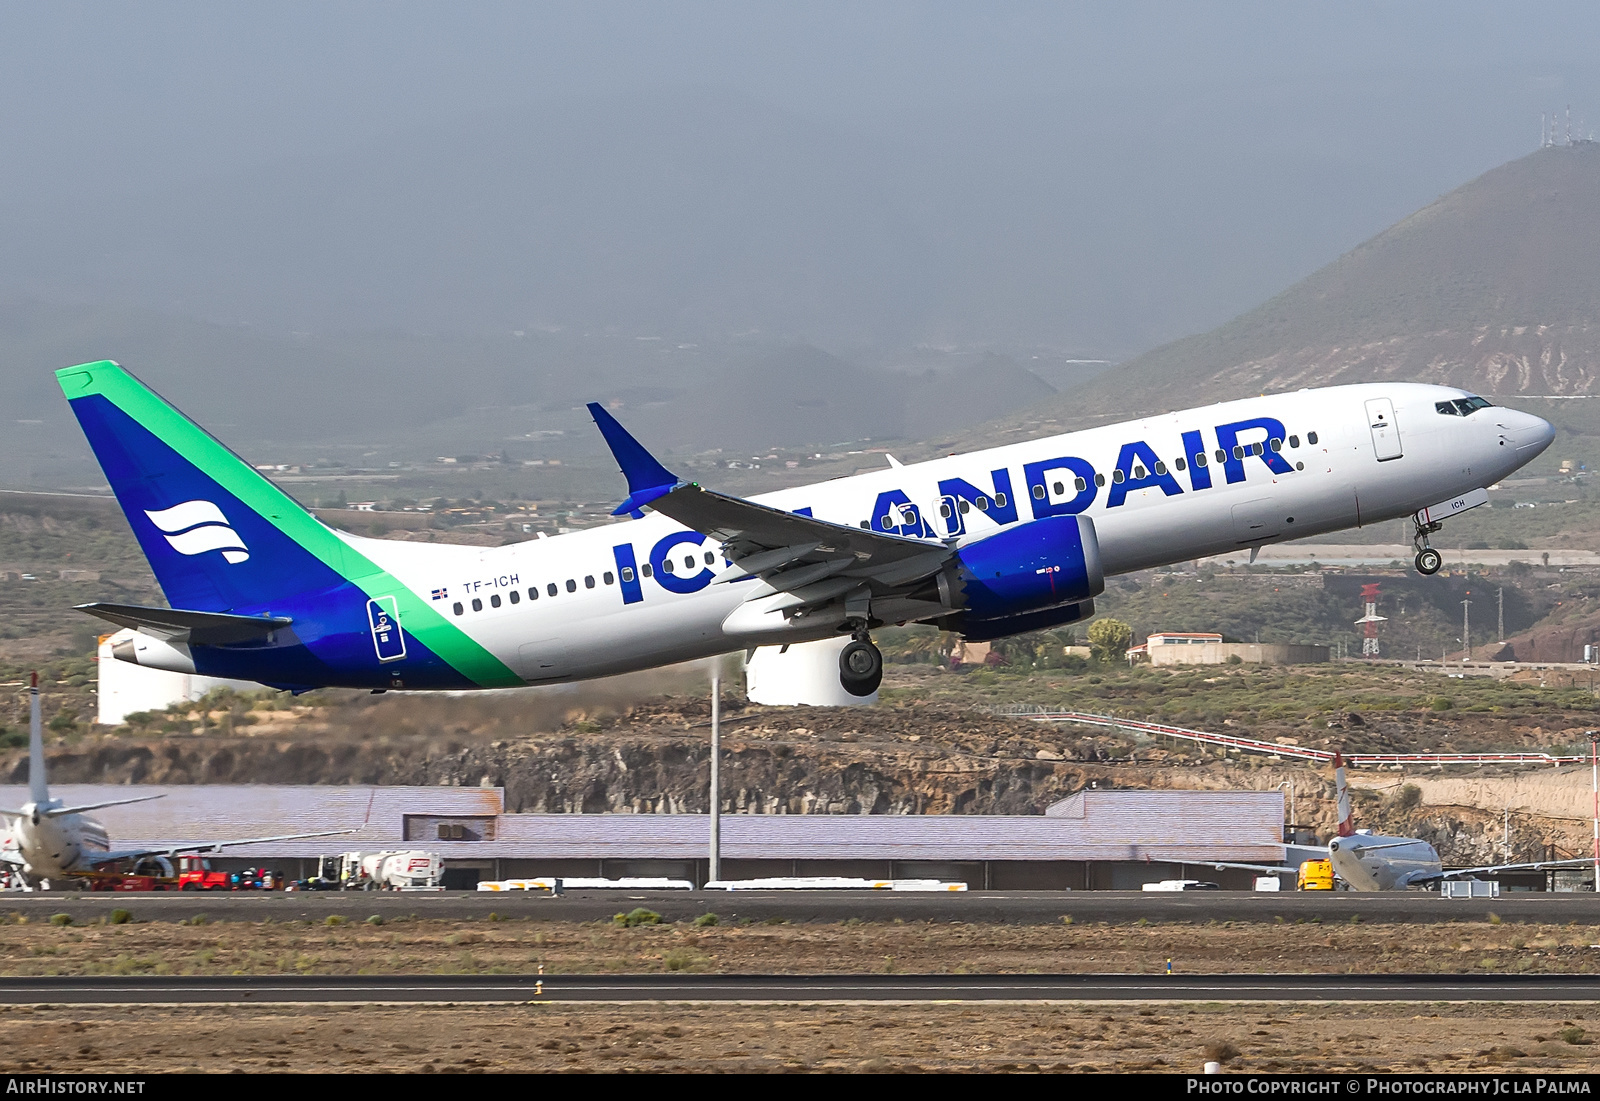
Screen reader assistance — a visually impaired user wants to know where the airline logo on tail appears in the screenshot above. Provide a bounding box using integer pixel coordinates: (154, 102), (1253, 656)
(144, 501), (250, 564)
(1334, 751), (1355, 838)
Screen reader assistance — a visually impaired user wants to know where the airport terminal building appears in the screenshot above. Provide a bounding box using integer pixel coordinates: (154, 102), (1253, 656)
(0, 784), (1289, 890)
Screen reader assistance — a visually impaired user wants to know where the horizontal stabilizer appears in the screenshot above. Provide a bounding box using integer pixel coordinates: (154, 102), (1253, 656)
(76, 602), (292, 646)
(46, 794), (166, 818)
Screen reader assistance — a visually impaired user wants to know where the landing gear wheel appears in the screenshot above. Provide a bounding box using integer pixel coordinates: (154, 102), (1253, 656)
(838, 638), (883, 697)
(1415, 548), (1442, 576)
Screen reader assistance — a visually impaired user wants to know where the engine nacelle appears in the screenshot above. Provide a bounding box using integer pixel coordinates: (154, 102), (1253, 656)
(941, 599), (1096, 642)
(950, 514), (1103, 620)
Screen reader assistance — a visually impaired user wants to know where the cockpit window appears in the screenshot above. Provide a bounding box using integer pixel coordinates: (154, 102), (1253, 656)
(1439, 396), (1493, 416)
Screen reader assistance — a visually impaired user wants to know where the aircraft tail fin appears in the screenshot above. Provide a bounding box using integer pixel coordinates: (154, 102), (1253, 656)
(55, 361), (360, 614)
(27, 672), (46, 806)
(1333, 751), (1355, 838)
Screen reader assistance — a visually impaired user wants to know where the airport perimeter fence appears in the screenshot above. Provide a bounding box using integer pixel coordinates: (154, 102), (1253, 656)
(991, 706), (1590, 768)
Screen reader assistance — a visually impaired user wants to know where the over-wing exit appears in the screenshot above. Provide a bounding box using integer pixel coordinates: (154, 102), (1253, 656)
(59, 361), (1553, 698)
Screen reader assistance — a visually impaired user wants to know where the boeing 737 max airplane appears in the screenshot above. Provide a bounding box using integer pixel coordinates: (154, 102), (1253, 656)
(58, 361), (1553, 698)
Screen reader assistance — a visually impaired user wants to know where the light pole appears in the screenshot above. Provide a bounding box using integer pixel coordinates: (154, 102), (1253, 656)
(1461, 599), (1472, 664)
(709, 669), (721, 886)
(1591, 732), (1598, 893)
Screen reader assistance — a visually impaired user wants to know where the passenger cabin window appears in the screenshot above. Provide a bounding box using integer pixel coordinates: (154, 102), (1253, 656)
(490, 594), (501, 608)
(1033, 484), (1046, 499)
(976, 496), (989, 511)
(509, 590), (520, 604)
(663, 558), (676, 573)
(585, 575), (595, 589)
(704, 552), (715, 565)
(958, 500), (970, 514)
(604, 571), (615, 585)
(1174, 458), (1186, 472)
(1214, 449), (1226, 464)
(547, 582), (558, 597)
(528, 587), (539, 600)
(1112, 469), (1125, 484)
(641, 563), (653, 578)
(1074, 476), (1087, 491)
(620, 567), (634, 583)
(1289, 435), (1300, 448)
(1269, 438), (1282, 452)
(565, 579), (576, 592)
(453, 602), (464, 616)
(1308, 431), (1319, 445)
(1052, 481), (1064, 495)
(1094, 473), (1106, 487)
(683, 555), (695, 570)
(471, 598), (483, 612)
(1154, 461), (1167, 475)
(994, 493), (1007, 507)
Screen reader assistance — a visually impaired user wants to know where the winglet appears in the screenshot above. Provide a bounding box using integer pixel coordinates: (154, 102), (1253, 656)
(586, 402), (685, 516)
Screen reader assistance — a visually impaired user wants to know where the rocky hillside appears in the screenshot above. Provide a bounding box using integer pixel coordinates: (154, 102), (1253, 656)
(962, 142), (1600, 448)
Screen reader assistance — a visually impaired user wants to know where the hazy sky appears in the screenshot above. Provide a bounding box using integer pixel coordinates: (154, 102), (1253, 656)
(5, 2), (1600, 356)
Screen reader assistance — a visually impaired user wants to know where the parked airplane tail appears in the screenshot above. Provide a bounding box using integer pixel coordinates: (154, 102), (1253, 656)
(56, 362), (516, 691)
(27, 672), (46, 806)
(1333, 751), (1355, 838)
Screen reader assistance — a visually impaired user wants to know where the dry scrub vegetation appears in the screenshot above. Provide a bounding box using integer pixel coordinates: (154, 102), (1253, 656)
(4, 1002), (1600, 1073)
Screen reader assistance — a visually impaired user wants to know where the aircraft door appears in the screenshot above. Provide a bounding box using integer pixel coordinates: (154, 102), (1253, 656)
(366, 596), (406, 662)
(1364, 398), (1403, 461)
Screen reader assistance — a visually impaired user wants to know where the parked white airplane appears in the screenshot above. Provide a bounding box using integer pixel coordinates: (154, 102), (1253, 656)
(59, 361), (1553, 698)
(1220, 753), (1588, 891)
(0, 673), (350, 888)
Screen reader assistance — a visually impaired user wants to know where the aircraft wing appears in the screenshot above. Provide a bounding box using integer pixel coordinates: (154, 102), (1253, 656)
(1430, 857), (1598, 882)
(588, 403), (950, 602)
(76, 602), (292, 645)
(1201, 861), (1304, 875)
(88, 828), (358, 868)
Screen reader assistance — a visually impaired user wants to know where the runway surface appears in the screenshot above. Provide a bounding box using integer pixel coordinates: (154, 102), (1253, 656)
(4, 972), (1600, 1005)
(7, 889), (1600, 925)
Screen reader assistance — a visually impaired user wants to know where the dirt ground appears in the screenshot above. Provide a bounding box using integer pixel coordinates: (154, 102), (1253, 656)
(8, 915), (1600, 978)
(5, 1001), (1600, 1073)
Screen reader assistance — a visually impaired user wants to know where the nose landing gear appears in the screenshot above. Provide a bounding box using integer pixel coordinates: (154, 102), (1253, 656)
(838, 629), (883, 697)
(1413, 517), (1444, 576)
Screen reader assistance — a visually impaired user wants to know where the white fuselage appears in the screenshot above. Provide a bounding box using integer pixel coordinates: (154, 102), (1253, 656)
(1328, 832), (1443, 891)
(4, 802), (111, 881)
(128, 382), (1558, 686)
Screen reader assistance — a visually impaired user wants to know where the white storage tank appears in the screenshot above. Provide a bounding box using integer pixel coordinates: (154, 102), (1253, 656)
(745, 636), (878, 707)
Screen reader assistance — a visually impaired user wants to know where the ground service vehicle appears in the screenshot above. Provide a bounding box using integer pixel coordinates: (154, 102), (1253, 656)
(335, 850), (444, 890)
(1298, 859), (1334, 890)
(177, 855), (233, 891)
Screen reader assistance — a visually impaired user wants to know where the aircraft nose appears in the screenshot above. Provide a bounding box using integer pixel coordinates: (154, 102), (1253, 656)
(1501, 409), (1555, 457)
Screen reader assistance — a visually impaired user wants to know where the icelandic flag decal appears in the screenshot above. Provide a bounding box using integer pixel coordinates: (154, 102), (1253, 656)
(431, 587), (448, 601)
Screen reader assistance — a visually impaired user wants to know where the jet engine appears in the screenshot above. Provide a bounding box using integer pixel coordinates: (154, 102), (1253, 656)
(927, 514), (1104, 639)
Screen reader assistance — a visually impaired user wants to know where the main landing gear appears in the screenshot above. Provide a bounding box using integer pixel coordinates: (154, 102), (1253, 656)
(1413, 516), (1444, 576)
(838, 629), (884, 697)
